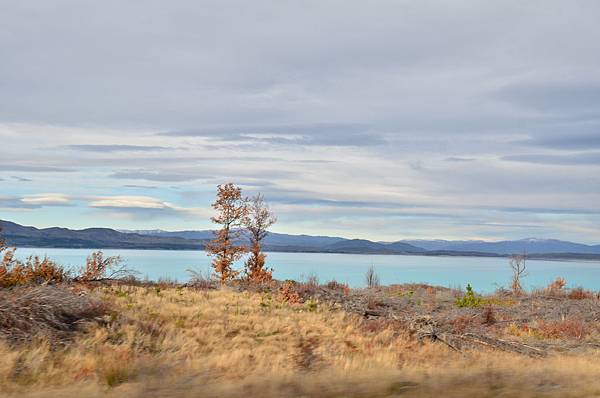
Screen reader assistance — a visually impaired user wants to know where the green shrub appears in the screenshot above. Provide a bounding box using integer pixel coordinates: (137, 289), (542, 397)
(455, 284), (483, 308)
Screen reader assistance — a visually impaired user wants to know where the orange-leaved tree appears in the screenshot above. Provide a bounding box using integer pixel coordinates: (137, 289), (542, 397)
(205, 183), (248, 282)
(243, 193), (276, 283)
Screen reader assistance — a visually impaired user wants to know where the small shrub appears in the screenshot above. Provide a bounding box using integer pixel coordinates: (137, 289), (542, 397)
(186, 267), (216, 290)
(548, 277), (567, 291)
(506, 319), (589, 340)
(505, 323), (542, 339)
(481, 306), (496, 325)
(305, 297), (318, 312)
(536, 319), (588, 340)
(451, 314), (474, 333)
(326, 280), (350, 295)
(568, 287), (594, 300)
(539, 277), (567, 297)
(365, 266), (380, 289)
(279, 280), (301, 304)
(295, 275), (320, 298)
(0, 250), (67, 288)
(303, 273), (319, 288)
(78, 251), (132, 282)
(455, 284), (483, 308)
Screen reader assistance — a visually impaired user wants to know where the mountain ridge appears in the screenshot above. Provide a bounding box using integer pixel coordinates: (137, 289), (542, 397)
(2, 220), (600, 258)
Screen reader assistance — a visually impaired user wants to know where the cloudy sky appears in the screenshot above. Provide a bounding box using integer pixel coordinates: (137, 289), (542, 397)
(1, 1), (599, 243)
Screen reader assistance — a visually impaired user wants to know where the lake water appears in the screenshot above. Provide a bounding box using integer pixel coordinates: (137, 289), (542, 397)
(12, 247), (600, 293)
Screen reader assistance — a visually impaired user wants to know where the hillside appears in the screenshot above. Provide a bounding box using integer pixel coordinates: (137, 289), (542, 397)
(0, 220), (205, 250)
(323, 239), (424, 254)
(2, 220), (600, 259)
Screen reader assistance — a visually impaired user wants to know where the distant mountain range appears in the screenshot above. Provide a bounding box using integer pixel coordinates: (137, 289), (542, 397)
(400, 238), (600, 255)
(2, 220), (600, 259)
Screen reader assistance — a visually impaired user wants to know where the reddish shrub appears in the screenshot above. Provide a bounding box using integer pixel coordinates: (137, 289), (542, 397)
(279, 280), (301, 304)
(536, 319), (588, 340)
(326, 280), (350, 295)
(568, 287), (594, 300)
(78, 251), (127, 282)
(451, 315), (474, 334)
(1, 250), (67, 288)
(544, 277), (567, 297)
(481, 306), (496, 325)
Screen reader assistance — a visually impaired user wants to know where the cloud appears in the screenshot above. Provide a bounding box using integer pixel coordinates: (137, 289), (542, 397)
(11, 176), (32, 182)
(0, 194), (73, 209)
(495, 81), (600, 115)
(88, 195), (210, 219)
(0, 196), (39, 209)
(65, 144), (174, 152)
(109, 166), (297, 183)
(162, 123), (386, 147)
(445, 157), (476, 163)
(502, 152), (600, 166)
(122, 184), (159, 190)
(109, 170), (208, 182)
(522, 133), (600, 151)
(2, 2), (600, 242)
(89, 196), (175, 209)
(0, 164), (73, 172)
(21, 193), (73, 206)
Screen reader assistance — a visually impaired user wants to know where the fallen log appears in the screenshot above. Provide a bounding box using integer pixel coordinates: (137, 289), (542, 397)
(458, 333), (546, 357)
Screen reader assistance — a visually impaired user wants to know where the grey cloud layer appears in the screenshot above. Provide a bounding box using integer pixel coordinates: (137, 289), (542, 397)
(1, 1), (599, 241)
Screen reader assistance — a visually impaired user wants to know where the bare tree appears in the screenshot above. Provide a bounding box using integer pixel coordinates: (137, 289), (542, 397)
(509, 254), (528, 295)
(243, 193), (276, 283)
(205, 183), (248, 282)
(0, 225), (16, 267)
(365, 265), (380, 289)
(0, 226), (6, 255)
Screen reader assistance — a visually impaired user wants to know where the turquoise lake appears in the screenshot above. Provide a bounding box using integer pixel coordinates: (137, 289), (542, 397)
(13, 247), (600, 293)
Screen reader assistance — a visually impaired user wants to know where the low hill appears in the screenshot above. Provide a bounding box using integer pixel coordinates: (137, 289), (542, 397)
(321, 239), (424, 254)
(1, 220), (205, 250)
(2, 220), (600, 259)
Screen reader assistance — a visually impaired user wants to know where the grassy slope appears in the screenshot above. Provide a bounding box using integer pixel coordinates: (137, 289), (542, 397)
(2, 285), (600, 397)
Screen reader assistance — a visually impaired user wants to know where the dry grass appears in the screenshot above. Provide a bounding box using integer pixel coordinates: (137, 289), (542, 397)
(1, 285), (600, 397)
(0, 286), (108, 345)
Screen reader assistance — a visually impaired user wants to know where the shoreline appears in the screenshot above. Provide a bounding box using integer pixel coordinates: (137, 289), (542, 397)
(9, 244), (600, 262)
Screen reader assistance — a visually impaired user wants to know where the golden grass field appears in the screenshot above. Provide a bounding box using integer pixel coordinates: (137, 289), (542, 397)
(2, 285), (600, 398)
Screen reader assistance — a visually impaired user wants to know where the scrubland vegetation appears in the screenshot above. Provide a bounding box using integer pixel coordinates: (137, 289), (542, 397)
(2, 276), (600, 398)
(2, 186), (600, 397)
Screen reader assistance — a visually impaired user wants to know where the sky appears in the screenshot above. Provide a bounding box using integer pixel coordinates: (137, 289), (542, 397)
(1, 0), (600, 243)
